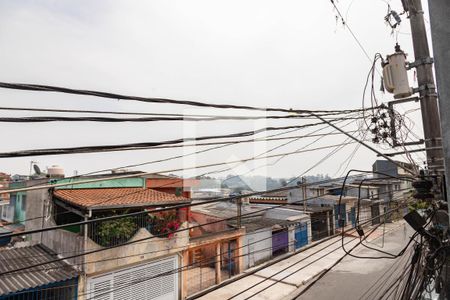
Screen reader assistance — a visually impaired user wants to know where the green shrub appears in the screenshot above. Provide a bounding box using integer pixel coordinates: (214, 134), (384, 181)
(97, 217), (137, 247)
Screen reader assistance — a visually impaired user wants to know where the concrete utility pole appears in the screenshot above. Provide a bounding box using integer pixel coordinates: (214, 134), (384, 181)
(403, 0), (444, 174)
(302, 177), (307, 211)
(427, 0), (450, 222)
(427, 1), (450, 298)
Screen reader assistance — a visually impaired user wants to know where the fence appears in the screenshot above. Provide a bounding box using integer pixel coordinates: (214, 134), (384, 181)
(87, 211), (180, 247)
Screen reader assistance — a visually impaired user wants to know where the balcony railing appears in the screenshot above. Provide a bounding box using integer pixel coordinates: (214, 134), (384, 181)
(87, 212), (181, 247)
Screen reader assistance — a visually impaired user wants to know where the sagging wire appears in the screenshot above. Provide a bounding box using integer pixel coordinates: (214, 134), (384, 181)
(337, 169), (418, 260)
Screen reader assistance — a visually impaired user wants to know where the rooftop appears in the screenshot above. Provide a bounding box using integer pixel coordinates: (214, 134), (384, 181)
(191, 202), (265, 219)
(0, 244), (78, 296)
(229, 216), (304, 232)
(284, 205), (333, 213)
(54, 187), (190, 210)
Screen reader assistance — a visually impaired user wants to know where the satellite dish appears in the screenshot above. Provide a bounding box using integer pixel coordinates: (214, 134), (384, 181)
(33, 164), (41, 175)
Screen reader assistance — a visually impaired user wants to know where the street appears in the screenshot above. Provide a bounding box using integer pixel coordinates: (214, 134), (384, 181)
(296, 223), (413, 300)
(197, 221), (411, 300)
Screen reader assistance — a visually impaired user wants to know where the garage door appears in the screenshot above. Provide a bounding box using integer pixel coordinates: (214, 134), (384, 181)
(87, 255), (179, 300)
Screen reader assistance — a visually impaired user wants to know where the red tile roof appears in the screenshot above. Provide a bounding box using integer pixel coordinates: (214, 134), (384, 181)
(53, 188), (189, 210)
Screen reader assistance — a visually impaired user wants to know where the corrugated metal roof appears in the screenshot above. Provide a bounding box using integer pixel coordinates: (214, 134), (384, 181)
(0, 244), (78, 296)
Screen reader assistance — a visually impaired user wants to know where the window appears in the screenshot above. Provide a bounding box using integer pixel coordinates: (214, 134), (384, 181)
(10, 194), (16, 206)
(21, 195), (27, 210)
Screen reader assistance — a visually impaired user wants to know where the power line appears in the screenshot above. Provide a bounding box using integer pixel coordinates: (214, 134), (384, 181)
(3, 119), (361, 234)
(0, 115), (311, 123)
(6, 136), (360, 233)
(329, 0), (373, 64)
(0, 118), (360, 158)
(0, 122), (359, 189)
(0, 140), (361, 195)
(2, 119), (360, 188)
(3, 121), (349, 226)
(0, 81), (371, 114)
(358, 246), (415, 300)
(311, 112), (417, 175)
(337, 169), (415, 260)
(209, 117), (358, 188)
(0, 106), (289, 117)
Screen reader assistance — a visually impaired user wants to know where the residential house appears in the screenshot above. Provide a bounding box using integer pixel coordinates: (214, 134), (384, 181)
(190, 202), (311, 280)
(0, 179), (28, 237)
(287, 185), (326, 204)
(247, 190), (289, 205)
(0, 173), (10, 203)
(283, 205), (334, 241)
(372, 160), (414, 202)
(249, 190), (334, 242)
(0, 173), (12, 224)
(190, 178), (231, 199)
(187, 202), (246, 297)
(18, 172), (193, 300)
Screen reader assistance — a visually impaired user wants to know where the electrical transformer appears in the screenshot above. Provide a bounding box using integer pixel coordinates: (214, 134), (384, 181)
(382, 49), (412, 99)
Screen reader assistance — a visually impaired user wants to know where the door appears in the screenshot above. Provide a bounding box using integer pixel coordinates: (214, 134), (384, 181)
(349, 207), (356, 227)
(371, 204), (380, 225)
(272, 230), (288, 256)
(334, 204), (346, 228)
(87, 255), (179, 300)
(294, 224), (308, 249)
(247, 237), (255, 268)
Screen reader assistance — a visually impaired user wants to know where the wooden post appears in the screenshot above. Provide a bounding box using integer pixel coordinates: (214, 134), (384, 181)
(215, 243), (221, 284)
(236, 236), (244, 274)
(302, 177), (307, 211)
(181, 250), (189, 299)
(326, 211), (331, 236)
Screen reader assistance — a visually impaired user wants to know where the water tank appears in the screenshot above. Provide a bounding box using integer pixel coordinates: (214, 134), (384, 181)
(47, 165), (65, 178)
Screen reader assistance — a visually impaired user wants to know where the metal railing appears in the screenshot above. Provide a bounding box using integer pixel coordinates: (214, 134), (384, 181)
(87, 212), (179, 247)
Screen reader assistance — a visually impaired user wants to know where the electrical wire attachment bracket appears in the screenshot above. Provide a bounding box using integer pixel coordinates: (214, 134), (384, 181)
(413, 83), (436, 93)
(407, 57), (434, 70)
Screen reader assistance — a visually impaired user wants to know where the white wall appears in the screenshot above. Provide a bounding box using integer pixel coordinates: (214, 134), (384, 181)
(242, 228), (272, 269)
(264, 207), (308, 220)
(288, 187), (323, 204)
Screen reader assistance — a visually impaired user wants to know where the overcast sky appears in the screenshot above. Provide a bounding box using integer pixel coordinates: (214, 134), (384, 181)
(0, 0), (429, 179)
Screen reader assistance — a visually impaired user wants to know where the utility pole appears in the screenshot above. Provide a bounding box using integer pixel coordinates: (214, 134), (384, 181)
(301, 177), (307, 211)
(403, 0), (444, 175)
(427, 0), (450, 224)
(427, 1), (450, 298)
